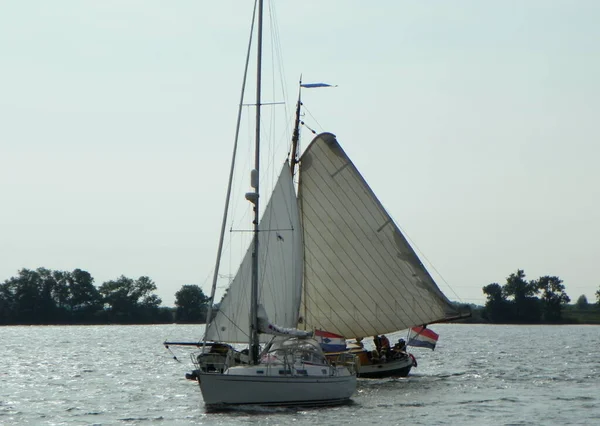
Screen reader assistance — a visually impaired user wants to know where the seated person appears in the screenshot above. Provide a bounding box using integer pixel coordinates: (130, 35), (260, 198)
(373, 335), (382, 353)
(380, 334), (391, 356)
(393, 338), (407, 352)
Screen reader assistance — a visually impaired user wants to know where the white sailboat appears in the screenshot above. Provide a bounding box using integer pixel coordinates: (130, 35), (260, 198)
(186, 0), (357, 409)
(295, 130), (470, 378)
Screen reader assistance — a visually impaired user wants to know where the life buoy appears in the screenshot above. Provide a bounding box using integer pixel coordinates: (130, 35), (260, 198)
(409, 353), (417, 367)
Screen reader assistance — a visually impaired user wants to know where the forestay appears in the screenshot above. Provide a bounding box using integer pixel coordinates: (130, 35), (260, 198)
(298, 133), (460, 339)
(205, 161), (303, 343)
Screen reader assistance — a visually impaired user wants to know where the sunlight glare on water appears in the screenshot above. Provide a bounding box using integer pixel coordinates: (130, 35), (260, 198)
(1, 324), (598, 425)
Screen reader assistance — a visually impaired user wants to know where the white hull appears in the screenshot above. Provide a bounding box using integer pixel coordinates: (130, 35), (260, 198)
(198, 372), (356, 408)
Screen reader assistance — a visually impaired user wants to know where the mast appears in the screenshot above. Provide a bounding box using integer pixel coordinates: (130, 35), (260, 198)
(290, 80), (302, 176)
(249, 0), (264, 365)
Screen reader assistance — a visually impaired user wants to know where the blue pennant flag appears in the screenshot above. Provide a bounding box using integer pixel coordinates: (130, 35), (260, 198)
(300, 82), (336, 88)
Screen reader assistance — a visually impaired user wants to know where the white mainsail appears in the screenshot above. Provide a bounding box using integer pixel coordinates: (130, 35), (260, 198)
(205, 161), (303, 343)
(298, 132), (460, 339)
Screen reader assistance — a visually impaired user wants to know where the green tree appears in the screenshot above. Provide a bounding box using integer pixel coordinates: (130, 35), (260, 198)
(0, 268), (171, 324)
(503, 270), (540, 322)
(174, 285), (209, 323)
(68, 269), (100, 308)
(6, 268), (59, 323)
(65, 269), (102, 317)
(482, 282), (510, 322)
(51, 270), (70, 310)
(99, 275), (162, 322)
(98, 275), (134, 315)
(131, 276), (162, 308)
(0, 282), (15, 324)
(575, 294), (588, 310)
(534, 276), (570, 321)
(503, 269), (537, 300)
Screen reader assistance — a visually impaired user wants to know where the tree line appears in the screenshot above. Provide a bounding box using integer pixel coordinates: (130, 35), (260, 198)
(3, 266), (599, 326)
(481, 269), (600, 323)
(0, 267), (212, 325)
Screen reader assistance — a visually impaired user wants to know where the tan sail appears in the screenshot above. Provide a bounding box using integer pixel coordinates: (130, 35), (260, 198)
(298, 132), (461, 339)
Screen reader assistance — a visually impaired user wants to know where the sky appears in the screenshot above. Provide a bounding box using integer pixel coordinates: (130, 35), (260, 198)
(1, 0), (599, 307)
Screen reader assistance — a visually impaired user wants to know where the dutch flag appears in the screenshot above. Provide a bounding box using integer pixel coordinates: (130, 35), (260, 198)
(408, 326), (439, 350)
(314, 329), (347, 352)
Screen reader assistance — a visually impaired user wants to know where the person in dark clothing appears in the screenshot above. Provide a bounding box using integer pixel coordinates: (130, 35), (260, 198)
(393, 338), (407, 352)
(373, 335), (382, 354)
(380, 335), (391, 356)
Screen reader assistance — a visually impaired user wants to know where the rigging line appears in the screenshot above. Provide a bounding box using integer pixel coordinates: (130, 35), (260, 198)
(301, 120), (317, 136)
(253, 3), (281, 201)
(270, 0), (290, 138)
(268, 2), (277, 185)
(214, 307), (250, 341)
(373, 196), (453, 306)
(210, 232), (249, 343)
(301, 105), (324, 134)
(394, 220), (464, 303)
(211, 264), (251, 342)
(226, 103), (252, 231)
(164, 345), (183, 363)
(344, 191), (448, 320)
(227, 107), (252, 229)
(264, 3), (293, 182)
(210, 310), (246, 343)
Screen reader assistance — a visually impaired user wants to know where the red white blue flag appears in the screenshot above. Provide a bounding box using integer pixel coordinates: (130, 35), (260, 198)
(314, 329), (347, 352)
(408, 326), (439, 350)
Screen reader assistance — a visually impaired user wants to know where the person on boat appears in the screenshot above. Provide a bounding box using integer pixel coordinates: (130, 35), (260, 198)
(380, 334), (391, 355)
(392, 338), (407, 359)
(393, 338), (406, 352)
(373, 335), (382, 353)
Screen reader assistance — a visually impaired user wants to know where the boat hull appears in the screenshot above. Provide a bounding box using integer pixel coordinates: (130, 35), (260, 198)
(356, 356), (413, 378)
(326, 349), (415, 378)
(198, 372), (356, 408)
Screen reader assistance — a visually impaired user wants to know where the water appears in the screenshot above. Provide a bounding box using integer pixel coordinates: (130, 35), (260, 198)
(1, 324), (598, 425)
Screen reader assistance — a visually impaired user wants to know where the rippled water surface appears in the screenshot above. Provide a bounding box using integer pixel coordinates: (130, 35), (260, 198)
(1, 324), (598, 425)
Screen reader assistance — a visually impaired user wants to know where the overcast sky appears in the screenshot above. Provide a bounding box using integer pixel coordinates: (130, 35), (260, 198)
(1, 0), (598, 307)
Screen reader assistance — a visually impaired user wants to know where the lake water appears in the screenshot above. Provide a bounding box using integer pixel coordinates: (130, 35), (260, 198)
(1, 324), (598, 425)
